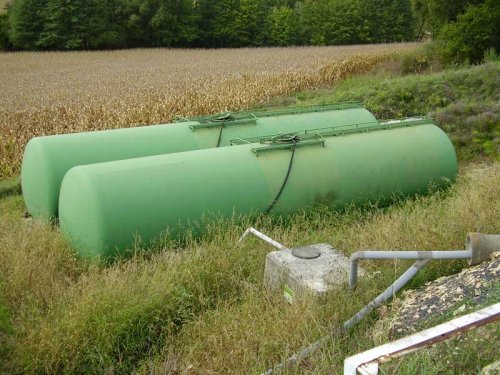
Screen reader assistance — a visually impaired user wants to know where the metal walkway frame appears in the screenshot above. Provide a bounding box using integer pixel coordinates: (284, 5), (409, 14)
(344, 302), (500, 375)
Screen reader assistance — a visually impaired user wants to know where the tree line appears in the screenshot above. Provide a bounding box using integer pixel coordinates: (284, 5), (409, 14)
(0, 0), (497, 65)
(0, 0), (416, 50)
(412, 0), (499, 64)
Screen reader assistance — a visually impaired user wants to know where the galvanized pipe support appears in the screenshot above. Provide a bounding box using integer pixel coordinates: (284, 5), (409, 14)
(344, 259), (431, 329)
(238, 227), (288, 251)
(349, 250), (471, 289)
(261, 259), (432, 375)
(349, 233), (500, 289)
(261, 232), (499, 374)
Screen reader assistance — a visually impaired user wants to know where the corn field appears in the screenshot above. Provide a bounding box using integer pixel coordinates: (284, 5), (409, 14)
(0, 43), (419, 178)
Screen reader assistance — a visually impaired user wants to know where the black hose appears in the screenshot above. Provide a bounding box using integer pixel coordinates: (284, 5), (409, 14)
(264, 141), (297, 214)
(216, 124), (224, 147)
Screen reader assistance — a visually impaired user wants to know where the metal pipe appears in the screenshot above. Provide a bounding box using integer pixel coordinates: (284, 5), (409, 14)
(238, 227), (288, 251)
(260, 259), (431, 375)
(349, 250), (471, 289)
(260, 334), (333, 375)
(343, 259), (430, 329)
(260, 233), (498, 374)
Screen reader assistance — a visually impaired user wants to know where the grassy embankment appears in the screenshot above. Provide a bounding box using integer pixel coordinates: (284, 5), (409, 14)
(265, 59), (500, 160)
(0, 59), (498, 374)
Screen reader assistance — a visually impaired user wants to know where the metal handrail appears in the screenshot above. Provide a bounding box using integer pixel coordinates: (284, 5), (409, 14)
(173, 102), (364, 123)
(344, 302), (500, 374)
(230, 117), (433, 146)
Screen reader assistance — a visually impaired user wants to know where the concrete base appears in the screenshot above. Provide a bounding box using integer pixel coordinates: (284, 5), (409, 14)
(265, 243), (363, 302)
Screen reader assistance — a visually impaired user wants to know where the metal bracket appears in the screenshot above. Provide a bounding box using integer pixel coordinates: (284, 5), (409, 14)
(188, 117), (257, 130)
(174, 103), (364, 124)
(251, 139), (325, 155)
(245, 132), (326, 155)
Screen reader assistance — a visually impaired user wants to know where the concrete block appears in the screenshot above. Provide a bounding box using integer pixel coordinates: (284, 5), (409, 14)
(265, 243), (363, 302)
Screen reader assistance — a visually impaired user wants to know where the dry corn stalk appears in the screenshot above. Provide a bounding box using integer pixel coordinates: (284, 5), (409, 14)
(0, 44), (419, 178)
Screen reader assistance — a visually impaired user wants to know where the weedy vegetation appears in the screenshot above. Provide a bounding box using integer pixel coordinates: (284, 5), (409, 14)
(266, 59), (500, 160)
(0, 45), (498, 374)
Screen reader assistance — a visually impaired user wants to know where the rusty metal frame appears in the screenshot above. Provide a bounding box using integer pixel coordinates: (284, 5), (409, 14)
(344, 302), (500, 375)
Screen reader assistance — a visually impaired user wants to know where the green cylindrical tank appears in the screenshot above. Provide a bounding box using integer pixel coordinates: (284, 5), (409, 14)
(21, 104), (377, 219)
(59, 120), (458, 259)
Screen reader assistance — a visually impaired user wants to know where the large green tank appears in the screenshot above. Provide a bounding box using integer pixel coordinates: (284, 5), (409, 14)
(21, 104), (377, 219)
(59, 119), (458, 259)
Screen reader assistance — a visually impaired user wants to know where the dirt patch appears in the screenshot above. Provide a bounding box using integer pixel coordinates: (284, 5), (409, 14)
(388, 253), (500, 336)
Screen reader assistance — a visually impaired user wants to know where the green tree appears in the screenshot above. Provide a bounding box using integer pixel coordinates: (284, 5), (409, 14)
(433, 0), (500, 64)
(88, 0), (131, 48)
(3, 0), (419, 50)
(37, 0), (111, 49)
(292, 1), (308, 45)
(193, 0), (217, 47)
(391, 0), (416, 41)
(208, 0), (238, 47)
(302, 0), (362, 45)
(210, 0), (265, 47)
(151, 0), (198, 46)
(0, 13), (10, 50)
(359, 0), (414, 43)
(9, 0), (48, 49)
(411, 0), (484, 36)
(235, 0), (265, 46)
(267, 6), (298, 46)
(117, 0), (157, 47)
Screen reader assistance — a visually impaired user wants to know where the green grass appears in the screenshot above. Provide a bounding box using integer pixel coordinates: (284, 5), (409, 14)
(0, 162), (498, 374)
(0, 60), (498, 374)
(0, 291), (12, 364)
(380, 321), (500, 375)
(0, 176), (20, 199)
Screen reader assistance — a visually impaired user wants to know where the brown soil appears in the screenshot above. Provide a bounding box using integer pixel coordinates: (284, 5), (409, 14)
(388, 253), (500, 337)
